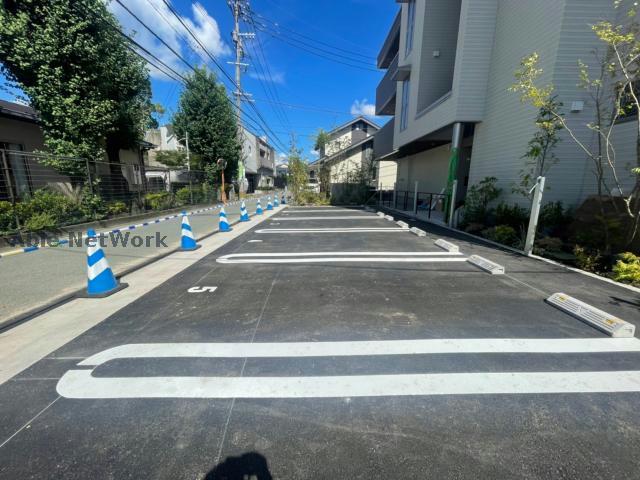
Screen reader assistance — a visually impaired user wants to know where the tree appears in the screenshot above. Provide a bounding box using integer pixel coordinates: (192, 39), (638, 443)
(313, 129), (330, 156)
(286, 139), (308, 203)
(0, 0), (154, 178)
(154, 150), (203, 170)
(172, 67), (241, 187)
(510, 1), (640, 248)
(512, 96), (563, 198)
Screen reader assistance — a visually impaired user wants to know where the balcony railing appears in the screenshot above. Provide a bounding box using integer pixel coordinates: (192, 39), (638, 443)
(376, 53), (398, 116)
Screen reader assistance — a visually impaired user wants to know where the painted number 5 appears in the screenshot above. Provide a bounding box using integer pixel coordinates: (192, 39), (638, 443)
(188, 286), (218, 293)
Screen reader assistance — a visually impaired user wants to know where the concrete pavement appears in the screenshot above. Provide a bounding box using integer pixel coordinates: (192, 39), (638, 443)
(0, 196), (268, 326)
(0, 206), (639, 479)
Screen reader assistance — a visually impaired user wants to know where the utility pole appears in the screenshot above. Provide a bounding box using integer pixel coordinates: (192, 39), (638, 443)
(228, 0), (254, 199)
(185, 131), (193, 204)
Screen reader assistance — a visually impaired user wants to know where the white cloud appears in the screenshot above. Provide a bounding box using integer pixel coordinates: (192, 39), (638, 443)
(108, 0), (230, 81)
(248, 71), (285, 84)
(309, 149), (320, 157)
(350, 99), (376, 117)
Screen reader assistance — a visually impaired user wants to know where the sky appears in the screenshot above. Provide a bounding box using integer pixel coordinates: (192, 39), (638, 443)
(0, 0), (399, 163)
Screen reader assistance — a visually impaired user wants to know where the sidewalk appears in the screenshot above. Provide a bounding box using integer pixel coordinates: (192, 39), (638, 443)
(0, 196), (270, 328)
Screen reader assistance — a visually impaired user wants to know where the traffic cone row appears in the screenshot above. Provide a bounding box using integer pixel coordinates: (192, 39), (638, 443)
(85, 196), (281, 297)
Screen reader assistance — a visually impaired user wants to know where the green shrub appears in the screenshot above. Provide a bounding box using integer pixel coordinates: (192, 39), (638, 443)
(145, 192), (174, 210)
(462, 177), (501, 225)
(534, 236), (564, 254)
(106, 201), (128, 216)
(612, 252), (640, 286)
(495, 202), (529, 231)
(176, 187), (193, 205)
(23, 212), (57, 232)
(573, 245), (602, 273)
(0, 201), (16, 233)
(79, 185), (106, 220)
(539, 201), (572, 234)
(481, 224), (521, 247)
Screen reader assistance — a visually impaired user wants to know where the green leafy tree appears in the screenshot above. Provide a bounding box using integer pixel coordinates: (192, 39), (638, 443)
(154, 150), (203, 170)
(286, 139), (309, 203)
(172, 67), (240, 185)
(313, 129), (330, 156)
(512, 96), (563, 198)
(0, 0), (154, 178)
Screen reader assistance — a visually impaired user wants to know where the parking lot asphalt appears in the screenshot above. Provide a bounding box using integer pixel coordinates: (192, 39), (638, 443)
(1, 206), (639, 479)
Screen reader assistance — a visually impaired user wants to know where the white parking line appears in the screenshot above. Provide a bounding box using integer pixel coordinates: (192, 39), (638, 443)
(276, 216), (379, 220)
(57, 370), (640, 399)
(217, 257), (467, 264)
(256, 228), (409, 234)
(76, 338), (640, 365)
(56, 338), (640, 399)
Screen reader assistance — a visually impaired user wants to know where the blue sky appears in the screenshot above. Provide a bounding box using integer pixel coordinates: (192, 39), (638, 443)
(1, 0), (399, 162)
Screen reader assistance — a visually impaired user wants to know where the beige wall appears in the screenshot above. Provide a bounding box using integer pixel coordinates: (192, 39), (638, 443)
(395, 143), (450, 194)
(325, 128), (352, 156)
(377, 161), (398, 189)
(330, 149), (363, 183)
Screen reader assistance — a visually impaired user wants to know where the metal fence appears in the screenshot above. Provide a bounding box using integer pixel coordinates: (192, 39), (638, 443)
(375, 189), (448, 223)
(0, 149), (227, 233)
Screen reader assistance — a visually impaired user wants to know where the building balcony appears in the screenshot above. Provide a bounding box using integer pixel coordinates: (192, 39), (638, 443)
(373, 118), (396, 160)
(376, 53), (398, 116)
(377, 10), (401, 69)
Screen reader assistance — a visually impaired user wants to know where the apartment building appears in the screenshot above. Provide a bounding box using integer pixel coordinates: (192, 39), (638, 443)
(375, 0), (638, 220)
(241, 127), (276, 193)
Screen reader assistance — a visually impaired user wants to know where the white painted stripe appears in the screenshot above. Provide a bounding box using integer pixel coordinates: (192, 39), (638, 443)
(247, 240), (263, 243)
(256, 228), (409, 234)
(57, 370), (640, 399)
(283, 209), (347, 213)
(77, 338), (640, 366)
(219, 252), (463, 258)
(87, 257), (110, 280)
(217, 257), (468, 264)
(276, 216), (379, 220)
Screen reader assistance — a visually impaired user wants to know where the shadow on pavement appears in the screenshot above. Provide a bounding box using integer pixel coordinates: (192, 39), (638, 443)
(204, 452), (273, 480)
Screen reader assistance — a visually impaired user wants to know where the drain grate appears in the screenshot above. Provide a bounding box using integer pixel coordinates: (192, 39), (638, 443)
(467, 255), (505, 274)
(435, 239), (459, 253)
(546, 293), (635, 338)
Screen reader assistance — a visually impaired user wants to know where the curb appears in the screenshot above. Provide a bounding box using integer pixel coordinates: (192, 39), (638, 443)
(376, 205), (640, 294)
(0, 195), (268, 259)
(0, 205), (284, 333)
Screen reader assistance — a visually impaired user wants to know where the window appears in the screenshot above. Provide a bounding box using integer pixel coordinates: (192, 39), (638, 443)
(400, 79), (411, 131)
(618, 80), (639, 120)
(0, 142), (31, 200)
(405, 0), (416, 56)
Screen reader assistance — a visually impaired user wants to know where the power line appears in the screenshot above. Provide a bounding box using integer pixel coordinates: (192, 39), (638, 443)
(259, 0), (379, 56)
(83, 0), (271, 145)
(111, 0), (288, 152)
(253, 12), (377, 63)
(156, 0), (288, 151)
(253, 24), (380, 72)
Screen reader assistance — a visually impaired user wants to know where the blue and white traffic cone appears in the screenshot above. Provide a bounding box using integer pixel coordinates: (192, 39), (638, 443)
(240, 201), (250, 222)
(274, 196), (279, 207)
(85, 229), (126, 297)
(267, 196), (273, 211)
(281, 193), (286, 205)
(180, 212), (200, 251)
(219, 207), (232, 232)
(256, 199), (263, 215)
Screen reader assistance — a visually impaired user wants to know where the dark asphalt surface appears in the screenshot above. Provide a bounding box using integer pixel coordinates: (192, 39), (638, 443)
(1, 207), (640, 479)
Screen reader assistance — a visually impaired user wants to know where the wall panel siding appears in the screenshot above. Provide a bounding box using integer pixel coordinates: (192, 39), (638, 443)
(468, 0), (566, 206)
